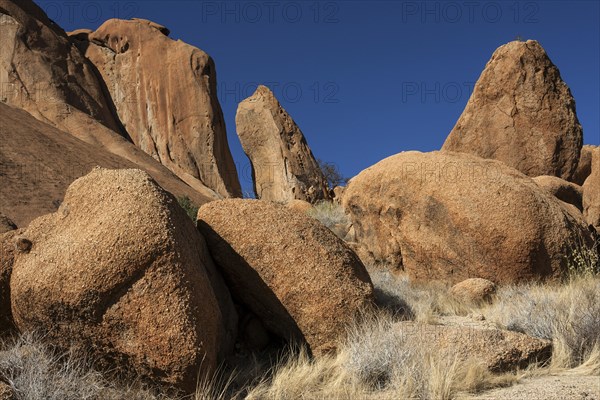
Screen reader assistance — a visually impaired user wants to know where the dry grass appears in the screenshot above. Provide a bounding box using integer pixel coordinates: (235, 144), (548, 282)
(483, 275), (600, 373)
(245, 311), (517, 400)
(1, 256), (597, 399)
(0, 333), (167, 400)
(368, 268), (478, 322)
(306, 201), (348, 230)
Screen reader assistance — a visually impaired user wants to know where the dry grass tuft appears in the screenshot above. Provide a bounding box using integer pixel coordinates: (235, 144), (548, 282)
(2, 255), (597, 399)
(0, 333), (166, 400)
(245, 311), (516, 400)
(306, 201), (349, 230)
(368, 268), (477, 322)
(483, 275), (600, 372)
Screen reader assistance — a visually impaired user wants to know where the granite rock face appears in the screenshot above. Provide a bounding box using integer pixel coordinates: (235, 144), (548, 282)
(343, 151), (593, 284)
(443, 40), (583, 181)
(71, 18), (241, 198)
(236, 85), (331, 203)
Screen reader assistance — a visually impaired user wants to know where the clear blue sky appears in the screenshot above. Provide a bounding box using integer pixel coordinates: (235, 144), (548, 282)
(36, 0), (600, 193)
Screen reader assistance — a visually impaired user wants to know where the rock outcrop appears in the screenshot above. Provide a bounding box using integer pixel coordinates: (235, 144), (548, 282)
(572, 145), (596, 186)
(70, 18), (241, 198)
(442, 40), (583, 181)
(0, 1), (222, 205)
(342, 151), (593, 284)
(533, 175), (583, 211)
(197, 199), (373, 354)
(0, 0), (123, 133)
(235, 86), (330, 203)
(0, 102), (215, 227)
(582, 146), (600, 232)
(10, 168), (231, 392)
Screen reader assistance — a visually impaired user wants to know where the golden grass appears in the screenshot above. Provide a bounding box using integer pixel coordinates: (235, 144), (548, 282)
(1, 269), (597, 399)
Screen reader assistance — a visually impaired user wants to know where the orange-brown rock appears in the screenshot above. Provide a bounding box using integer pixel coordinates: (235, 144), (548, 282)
(197, 199), (373, 354)
(0, 102), (215, 227)
(449, 278), (496, 304)
(0, 1), (220, 206)
(572, 145), (596, 186)
(286, 199), (313, 214)
(0, 0), (123, 133)
(343, 151), (593, 284)
(70, 18), (241, 198)
(443, 40), (582, 181)
(10, 168), (231, 392)
(533, 175), (583, 211)
(235, 86), (330, 203)
(582, 146), (600, 232)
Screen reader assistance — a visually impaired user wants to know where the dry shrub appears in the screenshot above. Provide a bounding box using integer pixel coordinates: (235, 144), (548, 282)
(246, 311), (516, 400)
(0, 333), (165, 400)
(484, 275), (600, 372)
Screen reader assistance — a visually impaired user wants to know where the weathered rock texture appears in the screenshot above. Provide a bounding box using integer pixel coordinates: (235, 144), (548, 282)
(533, 175), (583, 211)
(70, 18), (241, 198)
(397, 319), (551, 372)
(0, 102), (215, 227)
(0, 0), (123, 133)
(582, 146), (600, 232)
(342, 151), (593, 284)
(572, 145), (596, 186)
(10, 168), (230, 392)
(442, 40), (583, 181)
(197, 199), (373, 354)
(0, 1), (221, 204)
(235, 86), (330, 203)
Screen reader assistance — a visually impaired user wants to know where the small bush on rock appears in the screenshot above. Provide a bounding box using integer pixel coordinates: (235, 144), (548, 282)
(177, 195), (199, 221)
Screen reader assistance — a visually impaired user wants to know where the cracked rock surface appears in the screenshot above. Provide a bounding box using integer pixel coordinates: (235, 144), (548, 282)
(442, 40), (582, 181)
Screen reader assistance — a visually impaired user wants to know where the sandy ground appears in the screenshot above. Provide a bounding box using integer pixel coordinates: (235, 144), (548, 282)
(460, 374), (600, 400)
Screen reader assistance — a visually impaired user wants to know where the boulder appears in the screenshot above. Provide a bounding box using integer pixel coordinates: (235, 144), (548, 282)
(235, 86), (330, 203)
(71, 18), (241, 198)
(0, 102), (216, 227)
(582, 147), (600, 232)
(197, 199), (373, 355)
(397, 319), (551, 372)
(0, 1), (220, 210)
(0, 213), (16, 234)
(571, 145), (596, 186)
(10, 168), (233, 392)
(286, 199), (313, 214)
(449, 278), (496, 304)
(342, 151), (593, 284)
(442, 40), (582, 181)
(533, 175), (583, 211)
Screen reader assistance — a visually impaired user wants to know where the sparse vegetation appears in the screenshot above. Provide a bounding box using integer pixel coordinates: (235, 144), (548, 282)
(245, 312), (517, 400)
(177, 195), (199, 221)
(0, 334), (165, 400)
(2, 265), (598, 399)
(306, 201), (349, 231)
(565, 237), (599, 278)
(317, 159), (348, 189)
